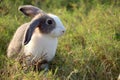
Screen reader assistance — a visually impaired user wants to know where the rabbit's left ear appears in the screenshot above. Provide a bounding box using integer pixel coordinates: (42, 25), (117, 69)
(19, 5), (44, 17)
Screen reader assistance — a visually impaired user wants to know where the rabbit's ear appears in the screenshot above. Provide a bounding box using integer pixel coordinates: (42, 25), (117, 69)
(19, 5), (44, 17)
(24, 18), (41, 45)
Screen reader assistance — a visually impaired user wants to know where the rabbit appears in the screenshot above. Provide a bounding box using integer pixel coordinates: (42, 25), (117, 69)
(118, 74), (120, 80)
(7, 5), (66, 70)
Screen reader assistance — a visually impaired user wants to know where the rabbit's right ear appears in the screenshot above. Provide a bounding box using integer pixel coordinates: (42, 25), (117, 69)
(24, 18), (41, 45)
(18, 5), (44, 17)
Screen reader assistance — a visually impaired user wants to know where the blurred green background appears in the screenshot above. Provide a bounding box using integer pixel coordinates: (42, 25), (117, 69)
(0, 0), (120, 80)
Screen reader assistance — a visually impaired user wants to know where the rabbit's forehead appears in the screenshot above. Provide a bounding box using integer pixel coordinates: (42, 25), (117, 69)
(33, 13), (54, 22)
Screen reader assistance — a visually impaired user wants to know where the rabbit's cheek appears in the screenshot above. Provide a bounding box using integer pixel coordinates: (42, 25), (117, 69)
(50, 28), (65, 37)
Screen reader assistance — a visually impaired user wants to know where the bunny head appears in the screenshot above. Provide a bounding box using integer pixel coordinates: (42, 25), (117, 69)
(19, 5), (66, 45)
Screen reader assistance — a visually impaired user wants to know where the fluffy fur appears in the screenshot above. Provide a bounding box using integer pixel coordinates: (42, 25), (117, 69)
(7, 5), (66, 69)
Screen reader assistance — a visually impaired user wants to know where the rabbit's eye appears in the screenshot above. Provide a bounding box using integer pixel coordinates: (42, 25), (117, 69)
(46, 19), (53, 25)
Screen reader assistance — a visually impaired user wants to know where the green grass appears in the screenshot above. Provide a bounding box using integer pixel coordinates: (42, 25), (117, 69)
(0, 0), (120, 80)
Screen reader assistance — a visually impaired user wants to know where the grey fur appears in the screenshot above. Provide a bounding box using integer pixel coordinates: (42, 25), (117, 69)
(38, 15), (56, 34)
(7, 23), (28, 58)
(18, 5), (44, 17)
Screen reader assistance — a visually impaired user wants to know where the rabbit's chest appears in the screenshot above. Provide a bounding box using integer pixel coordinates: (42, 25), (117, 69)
(24, 32), (58, 62)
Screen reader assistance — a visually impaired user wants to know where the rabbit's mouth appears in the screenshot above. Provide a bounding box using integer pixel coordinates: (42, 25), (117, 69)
(50, 28), (66, 38)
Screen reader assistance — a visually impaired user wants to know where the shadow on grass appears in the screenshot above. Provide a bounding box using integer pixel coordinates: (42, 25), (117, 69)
(115, 33), (120, 41)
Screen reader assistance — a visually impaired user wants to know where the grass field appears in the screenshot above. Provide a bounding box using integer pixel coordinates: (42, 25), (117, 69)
(0, 0), (120, 80)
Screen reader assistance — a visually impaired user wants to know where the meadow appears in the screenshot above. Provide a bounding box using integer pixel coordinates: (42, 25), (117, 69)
(0, 0), (120, 80)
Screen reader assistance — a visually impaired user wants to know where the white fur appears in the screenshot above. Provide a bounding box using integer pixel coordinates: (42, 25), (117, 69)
(118, 74), (120, 80)
(24, 14), (65, 62)
(24, 30), (58, 62)
(48, 14), (66, 37)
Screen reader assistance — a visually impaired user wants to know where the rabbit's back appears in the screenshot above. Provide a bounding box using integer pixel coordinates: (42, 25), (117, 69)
(7, 23), (28, 58)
